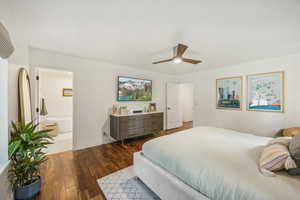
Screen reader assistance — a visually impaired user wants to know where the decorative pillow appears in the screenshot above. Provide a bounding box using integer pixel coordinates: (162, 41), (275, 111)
(259, 137), (297, 177)
(289, 133), (300, 167)
(283, 127), (300, 137)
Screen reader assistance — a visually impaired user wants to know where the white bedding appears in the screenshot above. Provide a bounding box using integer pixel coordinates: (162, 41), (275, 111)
(142, 126), (300, 200)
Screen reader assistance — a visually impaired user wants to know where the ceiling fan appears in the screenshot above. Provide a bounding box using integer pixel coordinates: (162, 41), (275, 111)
(152, 43), (202, 65)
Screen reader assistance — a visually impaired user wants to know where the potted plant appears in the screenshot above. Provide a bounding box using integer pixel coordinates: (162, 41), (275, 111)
(8, 121), (53, 200)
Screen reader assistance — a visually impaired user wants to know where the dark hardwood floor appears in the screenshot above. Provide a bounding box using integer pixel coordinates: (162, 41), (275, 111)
(32, 122), (193, 200)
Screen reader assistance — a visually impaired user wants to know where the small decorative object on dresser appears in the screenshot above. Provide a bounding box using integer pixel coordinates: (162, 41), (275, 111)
(283, 127), (300, 137)
(148, 103), (157, 112)
(118, 106), (128, 115)
(112, 104), (118, 115)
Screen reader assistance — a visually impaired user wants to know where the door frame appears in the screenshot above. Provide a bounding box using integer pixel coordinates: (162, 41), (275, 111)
(34, 67), (74, 150)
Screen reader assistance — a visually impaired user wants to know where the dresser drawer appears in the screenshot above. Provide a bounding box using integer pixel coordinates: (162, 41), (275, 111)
(151, 113), (163, 119)
(121, 118), (145, 129)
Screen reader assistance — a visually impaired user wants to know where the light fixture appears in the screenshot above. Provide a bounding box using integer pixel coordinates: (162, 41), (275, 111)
(173, 57), (182, 64)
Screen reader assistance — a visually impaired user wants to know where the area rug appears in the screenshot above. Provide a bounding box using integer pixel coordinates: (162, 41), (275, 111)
(97, 166), (160, 200)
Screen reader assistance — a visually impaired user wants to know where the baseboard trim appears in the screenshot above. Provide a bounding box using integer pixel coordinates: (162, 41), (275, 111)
(0, 160), (10, 175)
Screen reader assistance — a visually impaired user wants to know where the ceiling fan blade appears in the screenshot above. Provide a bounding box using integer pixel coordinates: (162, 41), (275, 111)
(176, 44), (188, 57)
(152, 58), (173, 64)
(182, 58), (202, 64)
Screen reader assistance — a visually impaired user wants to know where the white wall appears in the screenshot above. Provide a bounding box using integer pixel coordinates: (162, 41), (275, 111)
(179, 83), (194, 122)
(180, 53), (300, 137)
(0, 58), (8, 165)
(7, 42), (31, 122)
(29, 47), (179, 149)
(8, 45), (298, 146)
(39, 69), (73, 118)
(0, 59), (13, 200)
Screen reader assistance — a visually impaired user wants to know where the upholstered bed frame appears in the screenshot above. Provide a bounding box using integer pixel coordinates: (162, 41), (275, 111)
(134, 152), (210, 200)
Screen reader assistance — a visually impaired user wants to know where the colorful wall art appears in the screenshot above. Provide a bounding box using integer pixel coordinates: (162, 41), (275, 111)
(63, 88), (73, 97)
(216, 76), (242, 110)
(247, 71), (284, 112)
(118, 77), (152, 101)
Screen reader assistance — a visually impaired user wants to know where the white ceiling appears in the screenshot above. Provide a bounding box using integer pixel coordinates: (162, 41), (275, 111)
(1, 0), (300, 75)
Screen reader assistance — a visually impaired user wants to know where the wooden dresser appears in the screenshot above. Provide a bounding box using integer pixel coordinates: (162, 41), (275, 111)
(110, 112), (163, 143)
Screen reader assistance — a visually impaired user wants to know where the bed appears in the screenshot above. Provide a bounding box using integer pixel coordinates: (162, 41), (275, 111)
(133, 126), (300, 200)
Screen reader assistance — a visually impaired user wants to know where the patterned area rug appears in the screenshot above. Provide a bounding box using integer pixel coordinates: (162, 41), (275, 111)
(97, 167), (160, 200)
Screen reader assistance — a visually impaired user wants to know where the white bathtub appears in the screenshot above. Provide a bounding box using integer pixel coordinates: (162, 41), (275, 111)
(45, 117), (72, 134)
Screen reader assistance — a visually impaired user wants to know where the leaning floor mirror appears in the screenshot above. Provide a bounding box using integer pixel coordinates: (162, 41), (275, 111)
(18, 68), (33, 124)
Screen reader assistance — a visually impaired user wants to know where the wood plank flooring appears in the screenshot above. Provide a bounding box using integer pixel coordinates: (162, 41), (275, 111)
(32, 122), (193, 200)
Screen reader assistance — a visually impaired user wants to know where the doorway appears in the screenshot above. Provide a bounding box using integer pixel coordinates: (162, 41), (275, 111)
(166, 83), (194, 130)
(35, 68), (74, 154)
(166, 83), (182, 129)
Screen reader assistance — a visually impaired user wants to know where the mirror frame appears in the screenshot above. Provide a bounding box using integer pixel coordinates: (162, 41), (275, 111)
(18, 68), (33, 124)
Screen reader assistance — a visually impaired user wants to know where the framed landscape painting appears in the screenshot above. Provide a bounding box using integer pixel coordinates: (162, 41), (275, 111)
(216, 76), (242, 110)
(247, 71), (284, 112)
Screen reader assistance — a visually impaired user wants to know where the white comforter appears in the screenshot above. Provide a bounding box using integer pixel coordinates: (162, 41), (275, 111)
(142, 126), (300, 200)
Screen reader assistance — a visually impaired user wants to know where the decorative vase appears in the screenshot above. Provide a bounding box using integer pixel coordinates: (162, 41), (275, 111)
(14, 176), (41, 200)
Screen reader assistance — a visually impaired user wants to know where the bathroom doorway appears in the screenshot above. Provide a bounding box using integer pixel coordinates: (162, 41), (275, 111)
(35, 68), (74, 154)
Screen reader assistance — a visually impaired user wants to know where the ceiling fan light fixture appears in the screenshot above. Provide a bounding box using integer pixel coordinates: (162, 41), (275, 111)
(173, 57), (182, 64)
(152, 44), (202, 65)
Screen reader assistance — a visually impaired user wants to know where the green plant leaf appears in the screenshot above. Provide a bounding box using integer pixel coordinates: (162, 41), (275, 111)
(8, 141), (21, 158)
(20, 133), (29, 142)
(8, 120), (54, 188)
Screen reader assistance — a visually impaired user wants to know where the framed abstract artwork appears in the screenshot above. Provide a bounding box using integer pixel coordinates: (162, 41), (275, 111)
(247, 71), (284, 112)
(216, 76), (242, 110)
(63, 88), (73, 97)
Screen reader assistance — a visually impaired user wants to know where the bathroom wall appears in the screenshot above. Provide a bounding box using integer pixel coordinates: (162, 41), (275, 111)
(39, 69), (73, 118)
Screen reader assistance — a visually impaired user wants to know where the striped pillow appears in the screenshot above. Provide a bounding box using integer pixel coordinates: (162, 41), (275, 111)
(259, 137), (297, 177)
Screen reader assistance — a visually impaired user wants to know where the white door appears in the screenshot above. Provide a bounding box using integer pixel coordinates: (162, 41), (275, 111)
(166, 83), (182, 129)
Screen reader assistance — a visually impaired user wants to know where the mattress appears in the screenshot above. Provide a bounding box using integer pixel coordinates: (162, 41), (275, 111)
(142, 126), (300, 200)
